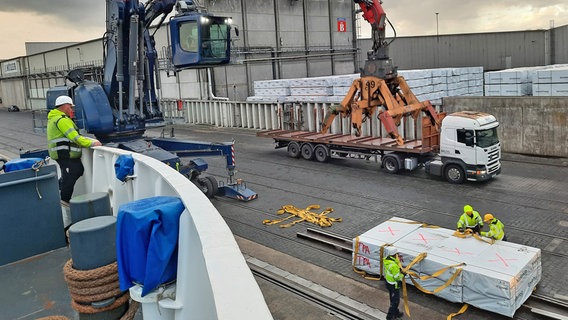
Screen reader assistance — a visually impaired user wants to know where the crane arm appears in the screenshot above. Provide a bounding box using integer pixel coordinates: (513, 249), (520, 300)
(320, 1), (442, 144)
(354, 0), (388, 58)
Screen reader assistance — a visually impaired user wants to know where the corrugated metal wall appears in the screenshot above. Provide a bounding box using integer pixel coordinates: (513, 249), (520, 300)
(552, 24), (568, 64)
(357, 29), (566, 71)
(205, 0), (357, 100)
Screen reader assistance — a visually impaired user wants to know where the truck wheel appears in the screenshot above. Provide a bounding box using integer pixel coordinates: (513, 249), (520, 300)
(445, 164), (465, 184)
(287, 141), (301, 158)
(196, 177), (216, 198)
(383, 156), (399, 174)
(314, 145), (330, 162)
(300, 143), (314, 160)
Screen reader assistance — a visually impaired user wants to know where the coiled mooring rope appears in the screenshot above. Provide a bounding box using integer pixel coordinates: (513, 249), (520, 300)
(63, 259), (139, 320)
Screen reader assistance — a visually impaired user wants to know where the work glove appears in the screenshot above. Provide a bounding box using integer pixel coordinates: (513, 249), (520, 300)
(458, 227), (464, 233)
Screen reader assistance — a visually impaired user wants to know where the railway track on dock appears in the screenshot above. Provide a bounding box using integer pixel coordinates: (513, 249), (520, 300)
(250, 264), (377, 320)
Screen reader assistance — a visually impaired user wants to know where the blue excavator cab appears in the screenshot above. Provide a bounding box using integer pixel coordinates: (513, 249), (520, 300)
(170, 13), (232, 69)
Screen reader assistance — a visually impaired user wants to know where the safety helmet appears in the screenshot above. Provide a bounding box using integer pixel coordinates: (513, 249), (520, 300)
(55, 95), (75, 107)
(463, 205), (473, 214)
(484, 213), (494, 222)
(384, 246), (398, 257)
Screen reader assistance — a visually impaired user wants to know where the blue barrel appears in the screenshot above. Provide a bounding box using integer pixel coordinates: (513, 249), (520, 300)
(68, 216), (116, 271)
(70, 192), (112, 225)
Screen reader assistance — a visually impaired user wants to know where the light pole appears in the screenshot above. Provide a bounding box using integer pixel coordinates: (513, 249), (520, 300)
(435, 12), (439, 38)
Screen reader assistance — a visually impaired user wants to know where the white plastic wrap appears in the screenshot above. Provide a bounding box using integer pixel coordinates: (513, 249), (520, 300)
(352, 217), (541, 317)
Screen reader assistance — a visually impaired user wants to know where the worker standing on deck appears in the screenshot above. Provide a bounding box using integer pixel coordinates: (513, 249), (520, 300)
(47, 95), (101, 205)
(383, 246), (405, 320)
(481, 213), (507, 241)
(457, 204), (483, 234)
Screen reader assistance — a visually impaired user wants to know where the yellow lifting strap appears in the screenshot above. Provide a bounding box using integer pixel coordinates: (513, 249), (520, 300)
(453, 229), (495, 245)
(389, 219), (441, 229)
(262, 204), (342, 228)
(447, 304), (469, 319)
(352, 238), (392, 280)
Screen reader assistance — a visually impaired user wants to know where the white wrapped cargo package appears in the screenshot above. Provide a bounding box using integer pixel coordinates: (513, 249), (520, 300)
(354, 217), (422, 245)
(352, 217), (422, 275)
(352, 217), (541, 318)
(411, 276), (463, 303)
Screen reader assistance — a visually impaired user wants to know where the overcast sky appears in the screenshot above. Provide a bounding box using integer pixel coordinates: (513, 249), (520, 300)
(1, 0), (567, 59)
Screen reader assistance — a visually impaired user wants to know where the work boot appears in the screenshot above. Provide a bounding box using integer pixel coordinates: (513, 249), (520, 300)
(396, 310), (404, 318)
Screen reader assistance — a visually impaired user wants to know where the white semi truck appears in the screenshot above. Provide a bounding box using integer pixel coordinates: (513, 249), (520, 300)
(257, 110), (501, 184)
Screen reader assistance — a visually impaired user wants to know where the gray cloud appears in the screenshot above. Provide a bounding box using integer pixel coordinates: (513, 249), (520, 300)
(383, 0), (568, 36)
(1, 0), (106, 28)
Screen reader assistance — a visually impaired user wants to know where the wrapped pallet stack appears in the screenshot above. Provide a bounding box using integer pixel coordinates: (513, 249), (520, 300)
(532, 65), (568, 96)
(484, 64), (568, 96)
(247, 67), (484, 105)
(352, 217), (541, 317)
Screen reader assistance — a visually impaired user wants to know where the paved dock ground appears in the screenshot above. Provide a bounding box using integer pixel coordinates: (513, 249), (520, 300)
(1, 108), (567, 319)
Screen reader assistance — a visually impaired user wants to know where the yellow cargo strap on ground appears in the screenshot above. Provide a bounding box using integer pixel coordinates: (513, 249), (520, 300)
(262, 204), (342, 228)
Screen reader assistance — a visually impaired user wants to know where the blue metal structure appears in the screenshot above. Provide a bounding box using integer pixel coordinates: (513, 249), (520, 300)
(44, 0), (254, 201)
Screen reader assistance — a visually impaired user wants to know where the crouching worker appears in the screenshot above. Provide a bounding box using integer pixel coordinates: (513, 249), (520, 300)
(457, 204), (483, 234)
(481, 213), (507, 241)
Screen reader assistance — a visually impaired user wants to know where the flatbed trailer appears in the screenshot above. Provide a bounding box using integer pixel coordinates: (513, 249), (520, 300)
(257, 114), (442, 170)
(257, 112), (501, 184)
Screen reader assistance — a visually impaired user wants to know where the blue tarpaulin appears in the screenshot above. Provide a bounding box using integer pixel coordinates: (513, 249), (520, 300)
(4, 158), (43, 172)
(116, 196), (185, 296)
(114, 154), (134, 182)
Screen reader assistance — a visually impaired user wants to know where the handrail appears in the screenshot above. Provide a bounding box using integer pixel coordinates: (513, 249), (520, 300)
(0, 171), (56, 189)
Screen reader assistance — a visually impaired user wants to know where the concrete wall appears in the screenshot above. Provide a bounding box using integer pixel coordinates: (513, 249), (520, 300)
(443, 97), (568, 157)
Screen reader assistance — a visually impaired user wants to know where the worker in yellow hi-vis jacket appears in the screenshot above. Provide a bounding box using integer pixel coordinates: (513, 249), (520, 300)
(47, 95), (101, 204)
(481, 213), (507, 241)
(383, 246), (405, 320)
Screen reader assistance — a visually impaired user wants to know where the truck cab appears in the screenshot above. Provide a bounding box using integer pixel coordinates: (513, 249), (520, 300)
(438, 111), (501, 183)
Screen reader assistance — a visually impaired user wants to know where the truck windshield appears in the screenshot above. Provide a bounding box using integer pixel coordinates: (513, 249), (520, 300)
(476, 127), (499, 148)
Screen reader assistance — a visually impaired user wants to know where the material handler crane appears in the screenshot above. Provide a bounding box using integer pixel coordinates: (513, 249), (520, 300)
(36, 0), (256, 201)
(257, 0), (501, 184)
(323, 0), (440, 144)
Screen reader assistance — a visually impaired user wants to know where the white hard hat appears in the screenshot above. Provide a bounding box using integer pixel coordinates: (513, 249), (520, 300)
(55, 95), (75, 107)
(384, 246), (398, 257)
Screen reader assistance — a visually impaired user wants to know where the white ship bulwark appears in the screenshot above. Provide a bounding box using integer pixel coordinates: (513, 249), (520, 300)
(1, 146), (273, 320)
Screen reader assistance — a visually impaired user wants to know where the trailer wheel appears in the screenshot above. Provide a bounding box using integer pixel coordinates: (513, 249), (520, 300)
(314, 145), (330, 162)
(287, 141), (301, 158)
(383, 156), (399, 174)
(445, 164), (465, 184)
(205, 176), (219, 197)
(196, 177), (216, 198)
(300, 143), (314, 160)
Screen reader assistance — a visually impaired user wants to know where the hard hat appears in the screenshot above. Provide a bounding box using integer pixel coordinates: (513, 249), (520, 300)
(484, 213), (494, 222)
(463, 205), (473, 213)
(384, 246), (398, 257)
(55, 95), (75, 107)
